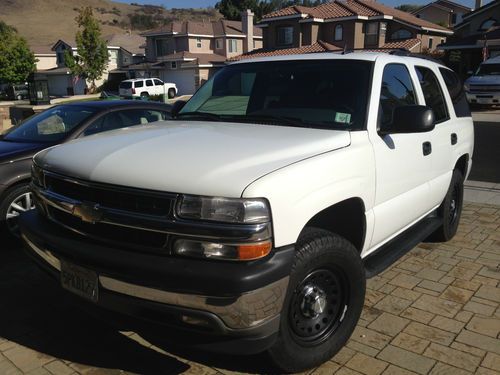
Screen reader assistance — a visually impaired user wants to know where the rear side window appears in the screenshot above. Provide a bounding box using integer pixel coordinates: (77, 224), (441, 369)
(439, 68), (471, 118)
(378, 64), (417, 128)
(135, 81), (144, 88)
(415, 66), (448, 123)
(146, 80), (154, 87)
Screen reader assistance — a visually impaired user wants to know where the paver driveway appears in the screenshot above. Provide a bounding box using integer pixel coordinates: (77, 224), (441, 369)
(0, 202), (499, 375)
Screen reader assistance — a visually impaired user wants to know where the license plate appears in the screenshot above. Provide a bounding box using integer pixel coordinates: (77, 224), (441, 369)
(61, 261), (98, 303)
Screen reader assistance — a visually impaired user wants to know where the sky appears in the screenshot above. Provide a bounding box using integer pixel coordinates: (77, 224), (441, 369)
(114, 0), (485, 9)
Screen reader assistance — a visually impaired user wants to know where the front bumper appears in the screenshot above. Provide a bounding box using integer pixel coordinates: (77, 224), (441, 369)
(19, 210), (294, 354)
(466, 92), (500, 105)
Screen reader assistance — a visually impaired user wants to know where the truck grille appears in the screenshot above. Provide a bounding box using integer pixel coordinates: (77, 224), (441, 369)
(42, 173), (176, 252)
(469, 85), (500, 93)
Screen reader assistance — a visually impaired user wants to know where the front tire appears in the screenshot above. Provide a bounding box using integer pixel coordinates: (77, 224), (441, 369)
(268, 228), (365, 373)
(0, 184), (35, 237)
(430, 169), (464, 242)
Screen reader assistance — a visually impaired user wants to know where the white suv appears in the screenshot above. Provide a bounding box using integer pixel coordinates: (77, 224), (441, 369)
(119, 78), (177, 99)
(21, 52), (473, 372)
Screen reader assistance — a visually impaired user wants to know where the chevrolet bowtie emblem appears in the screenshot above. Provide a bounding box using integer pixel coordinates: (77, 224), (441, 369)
(72, 202), (103, 224)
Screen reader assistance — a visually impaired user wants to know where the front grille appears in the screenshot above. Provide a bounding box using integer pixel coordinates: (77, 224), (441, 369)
(469, 85), (500, 93)
(48, 207), (169, 250)
(44, 174), (173, 216)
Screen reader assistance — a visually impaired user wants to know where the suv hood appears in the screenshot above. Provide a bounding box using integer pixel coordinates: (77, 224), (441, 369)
(466, 75), (500, 85)
(35, 121), (351, 197)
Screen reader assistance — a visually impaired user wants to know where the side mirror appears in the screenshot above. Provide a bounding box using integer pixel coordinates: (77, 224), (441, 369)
(171, 100), (187, 118)
(381, 105), (435, 135)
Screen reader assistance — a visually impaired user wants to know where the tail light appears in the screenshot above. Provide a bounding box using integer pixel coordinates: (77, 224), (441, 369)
(132, 87), (136, 94)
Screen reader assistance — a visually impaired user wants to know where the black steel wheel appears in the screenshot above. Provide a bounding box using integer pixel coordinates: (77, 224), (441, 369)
(268, 228), (365, 373)
(429, 169), (464, 242)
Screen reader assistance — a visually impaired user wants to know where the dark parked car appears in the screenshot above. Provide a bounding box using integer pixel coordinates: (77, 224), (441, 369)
(0, 100), (171, 235)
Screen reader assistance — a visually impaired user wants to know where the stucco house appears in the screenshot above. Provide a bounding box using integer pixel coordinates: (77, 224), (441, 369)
(38, 33), (145, 96)
(132, 13), (263, 95)
(412, 0), (472, 28)
(233, 0), (452, 61)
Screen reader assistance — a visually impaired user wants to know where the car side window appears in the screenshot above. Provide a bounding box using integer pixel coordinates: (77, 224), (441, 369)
(82, 109), (169, 136)
(146, 80), (154, 87)
(154, 79), (163, 86)
(415, 66), (449, 123)
(135, 81), (143, 88)
(378, 64), (417, 129)
(439, 68), (471, 118)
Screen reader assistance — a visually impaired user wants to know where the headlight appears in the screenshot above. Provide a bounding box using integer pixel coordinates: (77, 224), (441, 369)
(177, 195), (270, 224)
(31, 163), (44, 187)
(174, 239), (272, 261)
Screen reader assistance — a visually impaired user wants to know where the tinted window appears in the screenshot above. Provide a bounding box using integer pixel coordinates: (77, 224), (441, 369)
(83, 109), (168, 136)
(439, 68), (471, 118)
(180, 60), (373, 130)
(4, 105), (98, 143)
(154, 79), (163, 86)
(378, 64), (417, 128)
(146, 80), (154, 87)
(415, 66), (448, 123)
(135, 81), (143, 88)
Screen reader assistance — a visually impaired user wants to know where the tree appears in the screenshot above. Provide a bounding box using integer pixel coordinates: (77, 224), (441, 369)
(0, 21), (36, 84)
(65, 7), (108, 93)
(394, 4), (422, 13)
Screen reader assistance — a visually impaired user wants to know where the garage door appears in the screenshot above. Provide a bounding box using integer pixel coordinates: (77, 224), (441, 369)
(161, 69), (196, 96)
(47, 75), (70, 96)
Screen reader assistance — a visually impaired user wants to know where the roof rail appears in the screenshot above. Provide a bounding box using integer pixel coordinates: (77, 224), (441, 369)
(388, 49), (444, 64)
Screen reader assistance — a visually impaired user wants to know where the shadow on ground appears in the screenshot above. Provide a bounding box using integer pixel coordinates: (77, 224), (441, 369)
(0, 231), (276, 374)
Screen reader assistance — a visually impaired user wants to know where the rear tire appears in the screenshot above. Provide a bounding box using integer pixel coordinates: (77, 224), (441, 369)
(168, 88), (176, 99)
(140, 92), (149, 99)
(430, 169), (464, 242)
(268, 228), (365, 373)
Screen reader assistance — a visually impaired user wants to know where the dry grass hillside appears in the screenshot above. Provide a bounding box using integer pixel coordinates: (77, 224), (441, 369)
(0, 0), (221, 48)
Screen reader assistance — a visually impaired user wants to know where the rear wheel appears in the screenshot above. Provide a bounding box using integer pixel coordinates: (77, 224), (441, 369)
(268, 228), (365, 373)
(0, 184), (35, 237)
(430, 169), (464, 242)
(140, 92), (149, 99)
(168, 88), (176, 99)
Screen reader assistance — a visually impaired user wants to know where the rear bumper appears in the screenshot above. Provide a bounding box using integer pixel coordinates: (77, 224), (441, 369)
(466, 92), (500, 105)
(19, 210), (294, 354)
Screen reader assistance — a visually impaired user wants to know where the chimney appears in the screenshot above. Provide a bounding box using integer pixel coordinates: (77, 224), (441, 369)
(241, 9), (254, 53)
(475, 0), (482, 9)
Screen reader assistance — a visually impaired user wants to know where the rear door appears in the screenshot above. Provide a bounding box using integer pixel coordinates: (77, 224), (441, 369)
(369, 62), (434, 249)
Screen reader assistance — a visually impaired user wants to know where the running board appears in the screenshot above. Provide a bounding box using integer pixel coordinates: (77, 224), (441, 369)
(363, 217), (442, 278)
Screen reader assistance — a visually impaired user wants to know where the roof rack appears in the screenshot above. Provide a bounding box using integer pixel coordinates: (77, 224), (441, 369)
(388, 49), (444, 64)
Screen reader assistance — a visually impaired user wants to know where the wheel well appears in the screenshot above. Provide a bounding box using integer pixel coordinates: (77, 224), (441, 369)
(454, 154), (469, 179)
(302, 198), (366, 252)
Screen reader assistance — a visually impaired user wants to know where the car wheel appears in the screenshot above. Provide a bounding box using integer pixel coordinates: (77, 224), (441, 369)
(0, 184), (35, 237)
(430, 169), (464, 242)
(140, 92), (149, 99)
(268, 228), (365, 373)
(168, 88), (176, 99)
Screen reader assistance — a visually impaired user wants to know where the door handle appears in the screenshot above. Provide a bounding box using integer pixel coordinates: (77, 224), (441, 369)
(451, 133), (457, 145)
(422, 141), (432, 156)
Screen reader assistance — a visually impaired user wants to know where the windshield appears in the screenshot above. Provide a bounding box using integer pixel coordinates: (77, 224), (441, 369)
(3, 105), (99, 143)
(179, 59), (373, 130)
(476, 64), (500, 76)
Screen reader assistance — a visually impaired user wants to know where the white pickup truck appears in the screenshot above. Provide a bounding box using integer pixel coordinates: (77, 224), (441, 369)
(119, 78), (177, 99)
(21, 52), (473, 372)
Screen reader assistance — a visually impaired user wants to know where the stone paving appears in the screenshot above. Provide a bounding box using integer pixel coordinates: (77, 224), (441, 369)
(0, 202), (499, 374)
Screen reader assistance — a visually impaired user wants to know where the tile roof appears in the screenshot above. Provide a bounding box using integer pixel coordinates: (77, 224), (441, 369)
(381, 38), (421, 51)
(31, 44), (55, 55)
(261, 0), (451, 33)
(228, 40), (342, 61)
(142, 19), (262, 37)
(104, 33), (146, 55)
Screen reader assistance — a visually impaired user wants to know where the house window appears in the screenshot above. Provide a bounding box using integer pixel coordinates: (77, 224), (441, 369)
(229, 39), (238, 53)
(171, 61), (177, 69)
(334, 25), (343, 41)
(365, 22), (378, 46)
(109, 49), (118, 65)
(391, 29), (412, 40)
(480, 18), (497, 31)
(277, 26), (293, 46)
(155, 39), (168, 57)
(451, 13), (457, 24)
(196, 37), (202, 48)
(216, 38), (223, 49)
(428, 38), (433, 49)
(441, 38), (445, 45)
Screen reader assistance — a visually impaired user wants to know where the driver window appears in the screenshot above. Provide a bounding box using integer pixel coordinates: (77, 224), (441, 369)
(379, 64), (417, 130)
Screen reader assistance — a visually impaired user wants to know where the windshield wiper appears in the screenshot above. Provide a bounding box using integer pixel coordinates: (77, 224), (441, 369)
(176, 111), (222, 121)
(241, 114), (309, 128)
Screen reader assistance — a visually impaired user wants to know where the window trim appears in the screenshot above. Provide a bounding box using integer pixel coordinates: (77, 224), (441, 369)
(196, 37), (202, 48)
(228, 39), (238, 53)
(415, 65), (450, 124)
(215, 38), (223, 49)
(276, 26), (294, 46)
(334, 24), (343, 41)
